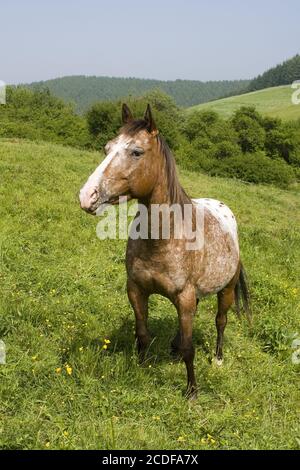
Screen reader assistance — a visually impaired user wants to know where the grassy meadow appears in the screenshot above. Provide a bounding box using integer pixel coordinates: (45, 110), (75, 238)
(0, 138), (299, 450)
(188, 85), (300, 121)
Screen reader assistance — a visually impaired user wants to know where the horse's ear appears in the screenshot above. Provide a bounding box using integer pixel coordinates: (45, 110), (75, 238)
(144, 104), (158, 135)
(122, 103), (134, 124)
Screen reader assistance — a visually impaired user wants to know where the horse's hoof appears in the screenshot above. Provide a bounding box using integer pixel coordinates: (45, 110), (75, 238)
(137, 351), (149, 365)
(212, 357), (223, 367)
(186, 387), (197, 400)
(185, 385), (197, 400)
(188, 392), (197, 401)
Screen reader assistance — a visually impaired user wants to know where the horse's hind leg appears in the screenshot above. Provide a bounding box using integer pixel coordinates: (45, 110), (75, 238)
(127, 279), (150, 361)
(214, 285), (235, 366)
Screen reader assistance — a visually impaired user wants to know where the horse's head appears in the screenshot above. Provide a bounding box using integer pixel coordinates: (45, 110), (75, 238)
(79, 104), (161, 215)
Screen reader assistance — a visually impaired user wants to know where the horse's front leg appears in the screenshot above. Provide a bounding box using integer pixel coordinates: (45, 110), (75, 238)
(127, 278), (150, 361)
(175, 286), (197, 399)
(171, 298), (199, 357)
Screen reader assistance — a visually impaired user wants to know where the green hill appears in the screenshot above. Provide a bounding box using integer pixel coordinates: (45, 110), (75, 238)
(0, 138), (299, 449)
(23, 55), (300, 114)
(187, 85), (300, 121)
(25, 75), (250, 112)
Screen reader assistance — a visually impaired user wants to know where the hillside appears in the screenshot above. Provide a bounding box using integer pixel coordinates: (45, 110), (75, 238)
(187, 85), (300, 121)
(0, 138), (299, 450)
(25, 75), (250, 112)
(247, 54), (300, 92)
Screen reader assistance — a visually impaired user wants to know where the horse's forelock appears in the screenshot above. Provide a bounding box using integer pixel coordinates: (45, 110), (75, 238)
(121, 119), (150, 136)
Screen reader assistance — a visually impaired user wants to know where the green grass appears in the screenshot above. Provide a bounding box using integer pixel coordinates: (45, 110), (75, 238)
(187, 86), (300, 121)
(0, 138), (299, 450)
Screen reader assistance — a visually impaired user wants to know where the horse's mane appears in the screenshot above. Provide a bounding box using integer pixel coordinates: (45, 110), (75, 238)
(121, 119), (191, 207)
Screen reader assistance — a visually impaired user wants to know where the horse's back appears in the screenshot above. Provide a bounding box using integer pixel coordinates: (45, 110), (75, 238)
(193, 198), (239, 252)
(192, 198), (240, 295)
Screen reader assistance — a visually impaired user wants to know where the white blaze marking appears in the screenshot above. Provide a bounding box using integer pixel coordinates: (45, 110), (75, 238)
(82, 152), (115, 193)
(79, 135), (131, 207)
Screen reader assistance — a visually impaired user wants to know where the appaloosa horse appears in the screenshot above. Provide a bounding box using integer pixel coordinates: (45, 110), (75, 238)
(79, 104), (250, 398)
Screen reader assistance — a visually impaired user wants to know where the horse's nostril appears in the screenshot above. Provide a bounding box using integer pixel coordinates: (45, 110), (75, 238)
(90, 189), (98, 201)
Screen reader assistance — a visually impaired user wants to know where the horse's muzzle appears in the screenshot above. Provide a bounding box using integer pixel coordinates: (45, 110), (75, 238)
(79, 187), (99, 214)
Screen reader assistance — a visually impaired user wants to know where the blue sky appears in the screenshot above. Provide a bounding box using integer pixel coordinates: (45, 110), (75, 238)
(1, 0), (299, 84)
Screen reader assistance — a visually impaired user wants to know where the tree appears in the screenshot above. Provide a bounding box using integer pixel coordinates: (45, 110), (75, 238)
(86, 101), (120, 148)
(86, 90), (182, 150)
(231, 108), (265, 153)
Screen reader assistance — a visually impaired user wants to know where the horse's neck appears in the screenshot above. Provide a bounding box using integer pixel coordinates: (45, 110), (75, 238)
(139, 162), (169, 207)
(142, 164), (189, 207)
(137, 174), (195, 248)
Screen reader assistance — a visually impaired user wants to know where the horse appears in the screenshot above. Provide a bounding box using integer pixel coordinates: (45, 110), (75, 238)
(79, 103), (250, 398)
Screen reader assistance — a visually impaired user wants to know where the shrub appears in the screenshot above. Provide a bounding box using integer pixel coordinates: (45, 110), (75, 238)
(182, 110), (219, 141)
(231, 115), (265, 153)
(209, 152), (295, 188)
(175, 139), (213, 172)
(264, 127), (295, 162)
(231, 106), (263, 125)
(0, 86), (91, 148)
(86, 90), (181, 150)
(86, 101), (120, 148)
(213, 141), (241, 160)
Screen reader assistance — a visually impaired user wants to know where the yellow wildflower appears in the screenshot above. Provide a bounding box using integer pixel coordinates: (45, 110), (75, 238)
(102, 344), (108, 350)
(65, 364), (73, 375)
(177, 436), (185, 442)
(55, 367), (62, 374)
(104, 339), (111, 344)
(207, 433), (216, 445)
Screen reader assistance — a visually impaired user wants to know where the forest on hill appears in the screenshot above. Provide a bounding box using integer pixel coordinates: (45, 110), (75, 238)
(247, 54), (300, 92)
(26, 76), (249, 112)
(22, 54), (300, 113)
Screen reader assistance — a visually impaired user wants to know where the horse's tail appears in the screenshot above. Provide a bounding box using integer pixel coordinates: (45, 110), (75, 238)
(235, 262), (252, 323)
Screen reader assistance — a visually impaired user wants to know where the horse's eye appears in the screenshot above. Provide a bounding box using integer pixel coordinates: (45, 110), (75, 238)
(132, 149), (144, 158)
